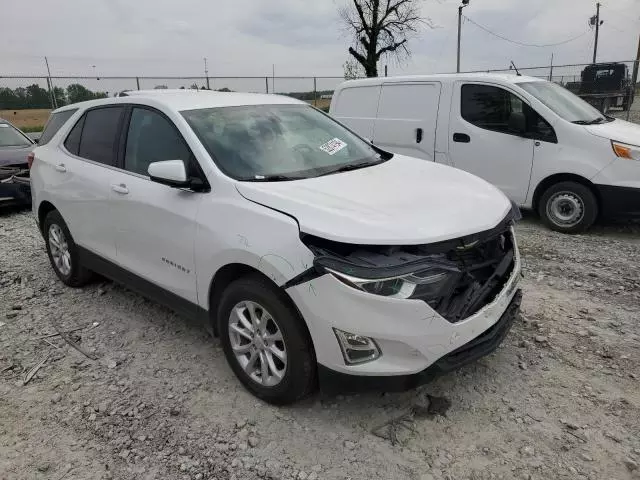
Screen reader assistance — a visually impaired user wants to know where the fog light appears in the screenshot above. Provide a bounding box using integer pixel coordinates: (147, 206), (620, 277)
(333, 329), (381, 365)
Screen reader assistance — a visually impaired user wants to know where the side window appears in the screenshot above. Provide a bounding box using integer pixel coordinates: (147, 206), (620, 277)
(39, 109), (78, 145)
(63, 115), (85, 155)
(77, 107), (124, 165)
(461, 84), (521, 134)
(124, 107), (191, 176)
(526, 108), (557, 143)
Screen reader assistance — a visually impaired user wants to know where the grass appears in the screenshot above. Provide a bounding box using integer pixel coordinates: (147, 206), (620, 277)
(20, 125), (45, 133)
(0, 109), (51, 130)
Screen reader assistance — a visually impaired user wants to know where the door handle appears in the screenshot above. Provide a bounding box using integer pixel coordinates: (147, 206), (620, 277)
(55, 163), (66, 173)
(111, 183), (129, 195)
(416, 128), (423, 144)
(453, 133), (471, 143)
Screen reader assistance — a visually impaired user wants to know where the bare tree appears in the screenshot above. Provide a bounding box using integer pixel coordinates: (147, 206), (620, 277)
(340, 0), (427, 77)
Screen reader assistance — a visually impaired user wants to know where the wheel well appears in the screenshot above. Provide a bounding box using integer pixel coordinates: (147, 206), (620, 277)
(207, 263), (314, 349)
(37, 201), (56, 235)
(532, 174), (601, 213)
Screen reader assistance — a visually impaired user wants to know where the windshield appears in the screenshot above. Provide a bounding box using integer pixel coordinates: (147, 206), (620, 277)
(518, 81), (609, 124)
(0, 123), (32, 147)
(181, 104), (385, 181)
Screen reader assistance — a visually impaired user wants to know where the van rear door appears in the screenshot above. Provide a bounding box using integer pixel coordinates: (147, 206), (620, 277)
(371, 82), (441, 161)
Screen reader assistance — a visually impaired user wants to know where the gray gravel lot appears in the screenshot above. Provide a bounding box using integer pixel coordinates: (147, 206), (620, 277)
(1, 209), (639, 480)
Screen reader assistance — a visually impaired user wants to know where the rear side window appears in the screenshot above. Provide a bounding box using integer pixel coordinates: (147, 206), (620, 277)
(124, 107), (191, 176)
(75, 107), (124, 165)
(332, 86), (380, 117)
(63, 116), (85, 155)
(38, 109), (78, 145)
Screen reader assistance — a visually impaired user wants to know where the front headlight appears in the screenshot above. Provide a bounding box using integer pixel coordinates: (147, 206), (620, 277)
(326, 266), (458, 300)
(612, 140), (640, 161)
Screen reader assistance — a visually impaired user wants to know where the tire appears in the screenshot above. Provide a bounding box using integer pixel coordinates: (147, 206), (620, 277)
(218, 273), (316, 404)
(43, 210), (93, 287)
(538, 181), (598, 234)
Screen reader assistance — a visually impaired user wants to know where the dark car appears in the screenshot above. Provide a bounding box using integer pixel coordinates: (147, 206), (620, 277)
(0, 118), (34, 206)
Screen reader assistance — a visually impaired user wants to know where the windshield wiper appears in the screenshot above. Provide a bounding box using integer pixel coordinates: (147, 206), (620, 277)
(243, 174), (302, 182)
(317, 158), (387, 177)
(572, 117), (606, 125)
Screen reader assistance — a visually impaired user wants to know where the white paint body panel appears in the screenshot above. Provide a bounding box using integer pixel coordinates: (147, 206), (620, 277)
(330, 73), (639, 210)
(31, 90), (523, 379)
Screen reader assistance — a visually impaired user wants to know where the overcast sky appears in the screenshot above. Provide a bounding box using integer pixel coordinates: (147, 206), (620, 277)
(2, 0), (639, 92)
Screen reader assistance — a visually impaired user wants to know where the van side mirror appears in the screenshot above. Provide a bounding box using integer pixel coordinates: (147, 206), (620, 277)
(148, 160), (190, 188)
(508, 112), (526, 135)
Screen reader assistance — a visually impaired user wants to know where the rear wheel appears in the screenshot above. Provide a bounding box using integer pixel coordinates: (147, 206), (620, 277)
(538, 181), (598, 234)
(43, 210), (93, 287)
(218, 273), (316, 404)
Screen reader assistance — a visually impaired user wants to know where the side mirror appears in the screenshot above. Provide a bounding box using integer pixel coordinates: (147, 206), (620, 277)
(508, 112), (526, 135)
(148, 160), (189, 188)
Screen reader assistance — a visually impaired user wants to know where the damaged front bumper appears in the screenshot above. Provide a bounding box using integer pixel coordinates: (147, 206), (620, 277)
(285, 212), (522, 387)
(0, 166), (31, 206)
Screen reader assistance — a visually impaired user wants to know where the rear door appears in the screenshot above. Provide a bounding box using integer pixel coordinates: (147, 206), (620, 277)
(108, 105), (204, 303)
(448, 82), (534, 203)
(331, 85), (381, 140)
(46, 106), (124, 260)
(371, 82), (441, 160)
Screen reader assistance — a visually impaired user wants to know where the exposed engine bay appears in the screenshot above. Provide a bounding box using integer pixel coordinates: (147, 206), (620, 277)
(300, 213), (517, 323)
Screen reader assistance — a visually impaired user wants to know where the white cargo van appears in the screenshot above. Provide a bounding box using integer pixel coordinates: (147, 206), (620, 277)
(330, 74), (640, 233)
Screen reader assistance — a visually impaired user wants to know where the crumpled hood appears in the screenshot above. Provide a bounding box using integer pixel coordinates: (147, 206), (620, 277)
(584, 118), (640, 145)
(236, 155), (512, 245)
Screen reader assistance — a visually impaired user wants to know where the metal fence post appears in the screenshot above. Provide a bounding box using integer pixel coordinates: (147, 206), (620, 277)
(313, 77), (317, 107)
(136, 77), (140, 90)
(265, 77), (269, 94)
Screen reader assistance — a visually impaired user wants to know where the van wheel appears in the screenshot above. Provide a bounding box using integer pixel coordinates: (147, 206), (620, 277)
(218, 273), (317, 405)
(43, 210), (93, 287)
(538, 181), (598, 234)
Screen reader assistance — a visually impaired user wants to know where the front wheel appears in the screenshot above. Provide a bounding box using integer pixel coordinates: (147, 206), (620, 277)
(538, 181), (598, 234)
(218, 273), (317, 404)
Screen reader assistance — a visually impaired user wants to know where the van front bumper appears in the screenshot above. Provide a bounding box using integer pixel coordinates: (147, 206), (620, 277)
(595, 184), (640, 219)
(318, 289), (522, 393)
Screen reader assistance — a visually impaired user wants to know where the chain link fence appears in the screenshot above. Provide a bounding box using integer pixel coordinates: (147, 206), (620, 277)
(1, 60), (638, 128)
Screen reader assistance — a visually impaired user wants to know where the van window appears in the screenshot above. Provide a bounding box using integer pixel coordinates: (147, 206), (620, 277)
(39, 109), (78, 145)
(461, 84), (524, 134)
(76, 107), (124, 166)
(333, 86), (380, 117)
(124, 108), (192, 176)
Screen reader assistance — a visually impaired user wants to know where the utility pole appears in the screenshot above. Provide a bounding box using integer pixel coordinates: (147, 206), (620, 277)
(44, 56), (57, 109)
(457, 0), (470, 73)
(591, 3), (602, 64)
(203, 57), (210, 89)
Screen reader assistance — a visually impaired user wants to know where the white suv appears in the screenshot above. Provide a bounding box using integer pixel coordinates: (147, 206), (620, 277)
(31, 90), (522, 404)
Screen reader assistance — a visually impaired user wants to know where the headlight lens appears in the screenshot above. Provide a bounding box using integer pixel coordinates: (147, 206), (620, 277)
(612, 140), (640, 161)
(327, 267), (456, 300)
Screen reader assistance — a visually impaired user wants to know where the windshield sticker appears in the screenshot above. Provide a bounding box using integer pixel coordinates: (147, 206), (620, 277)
(318, 138), (347, 155)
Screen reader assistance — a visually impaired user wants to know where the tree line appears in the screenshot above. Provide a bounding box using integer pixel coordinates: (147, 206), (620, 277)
(0, 83), (108, 110)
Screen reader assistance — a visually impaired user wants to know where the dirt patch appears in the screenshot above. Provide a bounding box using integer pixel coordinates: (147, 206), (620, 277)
(1, 209), (639, 480)
(0, 109), (50, 130)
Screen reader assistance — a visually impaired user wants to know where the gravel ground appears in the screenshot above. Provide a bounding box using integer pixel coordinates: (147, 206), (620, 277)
(1, 209), (639, 480)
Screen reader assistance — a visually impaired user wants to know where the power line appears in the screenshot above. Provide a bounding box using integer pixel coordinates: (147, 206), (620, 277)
(462, 15), (590, 48)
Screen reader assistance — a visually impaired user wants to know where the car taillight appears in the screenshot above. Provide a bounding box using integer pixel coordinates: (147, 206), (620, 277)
(27, 152), (35, 169)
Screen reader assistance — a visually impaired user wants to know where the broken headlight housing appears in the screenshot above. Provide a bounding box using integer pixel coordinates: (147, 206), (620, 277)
(325, 265), (460, 300)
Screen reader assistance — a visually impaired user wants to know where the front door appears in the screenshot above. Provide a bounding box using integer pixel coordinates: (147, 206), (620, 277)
(448, 82), (534, 204)
(109, 106), (205, 303)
